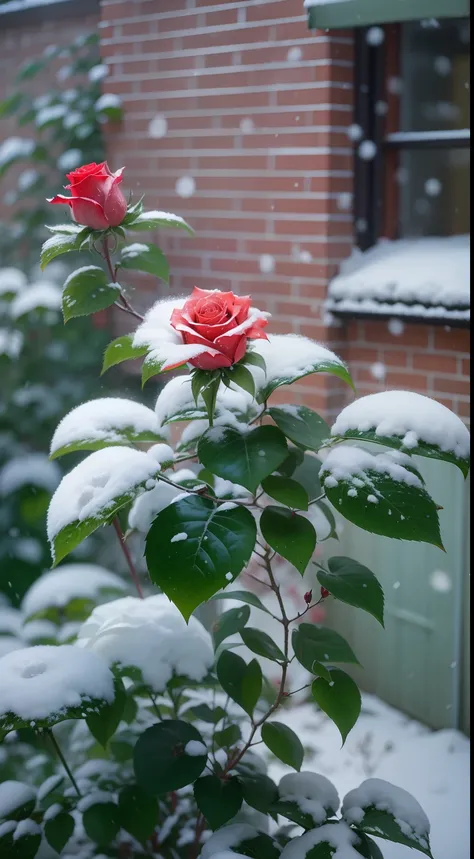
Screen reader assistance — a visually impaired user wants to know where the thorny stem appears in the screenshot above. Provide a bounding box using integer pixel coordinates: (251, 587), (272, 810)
(46, 729), (82, 797)
(101, 236), (144, 322)
(113, 517), (144, 598)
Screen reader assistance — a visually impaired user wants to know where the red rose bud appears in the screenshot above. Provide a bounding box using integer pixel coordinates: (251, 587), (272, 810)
(48, 161), (127, 229)
(304, 590), (312, 605)
(320, 587), (330, 599)
(170, 286), (268, 370)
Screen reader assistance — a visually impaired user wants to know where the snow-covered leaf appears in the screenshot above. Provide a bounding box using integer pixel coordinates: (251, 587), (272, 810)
(22, 564), (127, 624)
(61, 266), (119, 322)
(40, 229), (89, 269)
(331, 391), (470, 478)
(278, 821), (369, 859)
(101, 334), (147, 374)
(145, 496), (257, 620)
(321, 446), (444, 549)
(47, 447), (160, 565)
(311, 668), (362, 745)
(201, 825), (281, 859)
(198, 425), (288, 494)
(120, 242), (169, 282)
(0, 782), (35, 821)
(126, 209), (194, 234)
(316, 556), (384, 626)
(50, 398), (167, 459)
(275, 772), (339, 830)
(86, 677), (126, 748)
(269, 405), (330, 452)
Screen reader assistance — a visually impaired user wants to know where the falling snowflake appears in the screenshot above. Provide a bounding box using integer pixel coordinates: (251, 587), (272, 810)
(287, 46), (302, 62)
(358, 140), (377, 161)
(240, 118), (254, 134)
(434, 56), (452, 76)
(148, 115), (168, 139)
(337, 192), (353, 211)
(259, 254), (275, 274)
(388, 318), (404, 336)
(370, 362), (386, 381)
(425, 178), (442, 197)
(175, 176), (196, 198)
(430, 570), (452, 593)
(347, 123), (363, 142)
(366, 27), (385, 46)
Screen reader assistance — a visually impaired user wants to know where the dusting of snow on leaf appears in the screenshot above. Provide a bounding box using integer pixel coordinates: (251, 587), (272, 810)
(280, 821), (363, 858)
(0, 644), (114, 722)
(13, 819), (41, 840)
(77, 594), (213, 693)
(132, 297), (221, 372)
(95, 93), (121, 112)
(184, 740), (207, 757)
(248, 334), (348, 398)
(342, 777), (430, 848)
(331, 391), (470, 459)
(21, 564), (127, 619)
(0, 137), (35, 168)
(279, 771), (340, 825)
(0, 453), (60, 496)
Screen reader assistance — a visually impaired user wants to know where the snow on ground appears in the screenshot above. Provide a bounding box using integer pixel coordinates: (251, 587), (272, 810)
(265, 695), (470, 859)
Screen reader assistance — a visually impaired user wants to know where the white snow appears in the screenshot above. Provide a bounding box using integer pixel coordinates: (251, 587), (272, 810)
(21, 564), (127, 619)
(132, 297), (222, 372)
(0, 137), (35, 168)
(327, 235), (470, 318)
(128, 468), (196, 533)
(248, 334), (348, 397)
(13, 819), (41, 840)
(146, 443), (174, 465)
(10, 283), (62, 318)
(240, 118), (255, 134)
(50, 398), (164, 457)
(17, 168), (39, 191)
(358, 140), (377, 160)
(170, 531), (188, 543)
(0, 644), (114, 722)
(0, 781), (35, 819)
(342, 778), (430, 849)
(76, 594), (214, 692)
(287, 46), (303, 62)
(0, 329), (23, 359)
(0, 821), (16, 838)
(424, 178), (442, 197)
(201, 824), (261, 858)
(279, 771), (340, 824)
(47, 447), (160, 550)
(0, 453), (61, 496)
(321, 446), (423, 491)
(176, 176), (196, 198)
(259, 254), (275, 274)
(331, 391), (470, 459)
(37, 774), (63, 801)
(184, 740), (207, 757)
(346, 123), (363, 142)
(155, 372), (255, 428)
(95, 93), (121, 112)
(36, 104), (66, 127)
(280, 821), (363, 858)
(0, 637), (23, 657)
(429, 570), (452, 593)
(148, 114), (168, 138)
(366, 26), (385, 46)
(0, 267), (27, 296)
(88, 64), (109, 82)
(0, 608), (23, 636)
(57, 149), (82, 172)
(370, 361), (386, 381)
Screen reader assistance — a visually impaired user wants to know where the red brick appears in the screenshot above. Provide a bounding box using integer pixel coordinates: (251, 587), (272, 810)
(433, 377), (471, 396)
(413, 353), (459, 374)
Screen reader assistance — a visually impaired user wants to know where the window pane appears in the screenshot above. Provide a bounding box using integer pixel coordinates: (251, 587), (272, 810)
(399, 19), (470, 132)
(396, 147), (470, 238)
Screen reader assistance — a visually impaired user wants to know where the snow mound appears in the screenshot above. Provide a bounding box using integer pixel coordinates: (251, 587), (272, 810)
(11, 283), (62, 318)
(22, 564), (127, 619)
(201, 825), (261, 858)
(342, 777), (430, 849)
(0, 637), (23, 657)
(331, 391), (470, 459)
(0, 607), (23, 636)
(320, 446), (424, 490)
(327, 235), (470, 320)
(249, 334), (347, 396)
(0, 267), (27, 297)
(0, 453), (61, 496)
(50, 397), (167, 457)
(76, 594), (214, 692)
(155, 373), (255, 428)
(278, 771), (340, 824)
(47, 446), (160, 547)
(0, 644), (114, 722)
(128, 468), (196, 533)
(279, 821), (363, 858)
(0, 781), (35, 819)
(0, 329), (23, 359)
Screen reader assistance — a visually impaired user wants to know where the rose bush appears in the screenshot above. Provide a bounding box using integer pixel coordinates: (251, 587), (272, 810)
(170, 286), (269, 370)
(48, 161), (127, 229)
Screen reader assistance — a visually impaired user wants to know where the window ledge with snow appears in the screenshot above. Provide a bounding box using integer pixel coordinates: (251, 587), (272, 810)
(325, 235), (470, 326)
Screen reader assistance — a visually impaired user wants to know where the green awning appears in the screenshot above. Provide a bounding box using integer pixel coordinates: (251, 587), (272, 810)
(306, 0), (470, 29)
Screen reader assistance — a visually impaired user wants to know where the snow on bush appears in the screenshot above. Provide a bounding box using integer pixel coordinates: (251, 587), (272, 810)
(21, 564), (127, 620)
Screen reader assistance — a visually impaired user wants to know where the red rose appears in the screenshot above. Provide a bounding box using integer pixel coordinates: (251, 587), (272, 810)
(170, 286), (269, 370)
(48, 161), (127, 230)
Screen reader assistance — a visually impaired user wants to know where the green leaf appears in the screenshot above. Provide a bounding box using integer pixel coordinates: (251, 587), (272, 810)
(191, 704), (227, 724)
(194, 775), (243, 830)
(223, 364), (256, 398)
(238, 772), (279, 814)
(261, 475), (308, 510)
(40, 229), (90, 269)
(269, 406), (330, 452)
(316, 500), (339, 540)
(240, 627), (286, 662)
(292, 623), (360, 670)
(261, 722), (304, 771)
(256, 343), (354, 403)
(311, 668), (361, 744)
(213, 605), (251, 648)
(133, 720), (207, 794)
(317, 557), (384, 626)
(0, 91), (23, 118)
(355, 833), (385, 859)
(201, 375), (221, 425)
(210, 590), (272, 615)
(0, 783), (35, 820)
(321, 449), (444, 549)
(7, 824), (41, 858)
(118, 785), (157, 842)
(198, 425), (288, 494)
(101, 334), (147, 374)
(62, 266), (119, 322)
(260, 506), (316, 574)
(276, 446), (305, 477)
(214, 723), (242, 748)
(349, 807), (433, 857)
(82, 801), (119, 845)
(216, 650), (262, 717)
(309, 661), (332, 683)
(44, 812), (75, 854)
(146, 495), (256, 620)
(126, 210), (194, 234)
(239, 350), (267, 373)
(291, 452), (324, 499)
(120, 242), (169, 282)
(17, 59), (45, 81)
(86, 677), (126, 747)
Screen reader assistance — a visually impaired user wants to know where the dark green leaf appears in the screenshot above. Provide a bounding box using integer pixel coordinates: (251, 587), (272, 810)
(118, 785), (157, 842)
(40, 229), (89, 269)
(86, 677), (126, 747)
(223, 364), (256, 398)
(310, 661), (332, 683)
(0, 783), (35, 820)
(213, 605), (251, 648)
(350, 808), (433, 857)
(239, 350), (267, 373)
(210, 590), (272, 615)
(101, 335), (147, 374)
(198, 425), (288, 494)
(240, 627), (286, 662)
(62, 266), (119, 322)
(201, 375), (221, 425)
(261, 722), (304, 771)
(269, 406), (330, 452)
(316, 500), (339, 540)
(120, 242), (169, 282)
(261, 475), (308, 510)
(194, 775), (243, 830)
(146, 496), (257, 620)
(191, 704), (227, 724)
(44, 812), (75, 854)
(216, 651), (262, 717)
(276, 446), (305, 477)
(355, 833), (385, 859)
(312, 668), (361, 744)
(291, 453), (324, 498)
(292, 623), (360, 670)
(239, 772), (279, 814)
(214, 723), (241, 748)
(82, 801), (119, 845)
(134, 720), (207, 794)
(126, 210), (194, 234)
(317, 557), (384, 626)
(0, 91), (23, 118)
(8, 825), (41, 858)
(260, 506), (316, 574)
